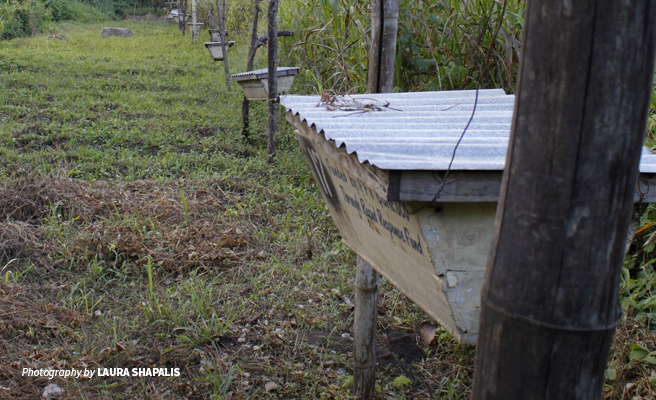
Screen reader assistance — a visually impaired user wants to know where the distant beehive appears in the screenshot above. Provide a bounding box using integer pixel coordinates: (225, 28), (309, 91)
(204, 41), (234, 61)
(231, 67), (300, 100)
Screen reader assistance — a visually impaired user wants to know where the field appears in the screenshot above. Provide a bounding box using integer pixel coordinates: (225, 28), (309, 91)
(0, 20), (654, 400)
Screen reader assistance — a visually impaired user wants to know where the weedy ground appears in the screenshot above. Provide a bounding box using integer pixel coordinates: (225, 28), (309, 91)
(0, 21), (653, 400)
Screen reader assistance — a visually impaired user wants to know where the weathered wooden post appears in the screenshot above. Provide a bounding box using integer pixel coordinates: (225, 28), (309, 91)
(352, 0), (398, 398)
(241, 0), (262, 140)
(176, 0), (183, 31)
(191, 0), (197, 43)
(209, 3), (215, 30)
(353, 258), (379, 398)
(472, 0), (656, 399)
(215, 0), (231, 90)
(267, 0), (279, 162)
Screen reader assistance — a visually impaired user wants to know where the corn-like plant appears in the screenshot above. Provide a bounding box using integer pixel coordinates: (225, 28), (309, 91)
(280, 0), (371, 94)
(280, 0), (525, 94)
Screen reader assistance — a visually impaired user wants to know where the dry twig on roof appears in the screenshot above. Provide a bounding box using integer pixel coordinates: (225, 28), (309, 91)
(316, 91), (398, 116)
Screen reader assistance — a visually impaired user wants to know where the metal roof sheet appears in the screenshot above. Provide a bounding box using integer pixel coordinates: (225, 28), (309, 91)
(231, 67), (299, 81)
(281, 89), (656, 173)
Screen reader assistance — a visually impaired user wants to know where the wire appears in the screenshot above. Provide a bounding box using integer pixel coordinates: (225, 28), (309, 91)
(430, 85), (480, 202)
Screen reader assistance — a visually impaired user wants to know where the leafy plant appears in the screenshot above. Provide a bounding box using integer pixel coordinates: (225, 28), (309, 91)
(280, 0), (525, 94)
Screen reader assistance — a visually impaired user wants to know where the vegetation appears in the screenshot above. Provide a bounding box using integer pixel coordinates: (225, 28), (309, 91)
(280, 0), (524, 94)
(0, 0), (112, 40)
(0, 1), (655, 399)
(0, 21), (474, 399)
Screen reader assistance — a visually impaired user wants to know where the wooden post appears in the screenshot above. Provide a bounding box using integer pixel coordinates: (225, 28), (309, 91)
(216, 0), (231, 91)
(266, 0), (279, 162)
(191, 0), (197, 43)
(352, 0), (397, 398)
(180, 0), (187, 35)
(176, 0), (183, 32)
(209, 3), (215, 30)
(472, 0), (656, 399)
(241, 0), (262, 140)
(353, 257), (379, 399)
(366, 0), (398, 94)
(240, 0), (292, 141)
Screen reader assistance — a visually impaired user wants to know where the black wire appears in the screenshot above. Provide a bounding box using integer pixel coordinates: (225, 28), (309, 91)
(430, 85), (480, 202)
(411, 84), (480, 215)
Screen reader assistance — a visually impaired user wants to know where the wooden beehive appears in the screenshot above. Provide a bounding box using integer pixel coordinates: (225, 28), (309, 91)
(204, 41), (235, 61)
(281, 89), (656, 344)
(208, 29), (229, 42)
(167, 10), (188, 23)
(231, 67), (300, 100)
(187, 22), (204, 34)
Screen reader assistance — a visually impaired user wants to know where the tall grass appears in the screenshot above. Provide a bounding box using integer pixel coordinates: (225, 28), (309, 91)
(0, 0), (111, 40)
(279, 0), (524, 94)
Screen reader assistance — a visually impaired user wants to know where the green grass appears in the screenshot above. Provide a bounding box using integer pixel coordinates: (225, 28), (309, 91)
(0, 20), (471, 399)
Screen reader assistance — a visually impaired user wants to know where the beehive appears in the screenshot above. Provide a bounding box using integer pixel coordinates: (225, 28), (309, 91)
(281, 89), (656, 344)
(204, 41), (235, 61)
(231, 67), (300, 100)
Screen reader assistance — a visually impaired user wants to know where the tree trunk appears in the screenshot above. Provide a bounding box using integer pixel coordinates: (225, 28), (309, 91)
(266, 0), (279, 162)
(241, 0), (263, 140)
(472, 0), (656, 399)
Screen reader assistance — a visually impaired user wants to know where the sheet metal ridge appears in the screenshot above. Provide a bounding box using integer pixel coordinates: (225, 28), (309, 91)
(281, 90), (513, 171)
(231, 67), (299, 81)
(281, 91), (656, 173)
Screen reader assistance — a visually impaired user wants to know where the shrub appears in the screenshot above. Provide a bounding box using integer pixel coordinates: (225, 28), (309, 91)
(0, 0), (50, 40)
(44, 0), (110, 22)
(279, 0), (525, 94)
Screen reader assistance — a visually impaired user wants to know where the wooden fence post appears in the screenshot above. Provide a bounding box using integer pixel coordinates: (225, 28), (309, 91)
(267, 0), (279, 162)
(191, 0), (197, 43)
(352, 1), (398, 398)
(241, 0), (262, 140)
(472, 0), (656, 399)
(353, 257), (379, 399)
(366, 0), (398, 94)
(216, 0), (230, 91)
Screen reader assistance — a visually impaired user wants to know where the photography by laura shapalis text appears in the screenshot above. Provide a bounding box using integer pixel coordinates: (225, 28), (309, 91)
(22, 368), (181, 379)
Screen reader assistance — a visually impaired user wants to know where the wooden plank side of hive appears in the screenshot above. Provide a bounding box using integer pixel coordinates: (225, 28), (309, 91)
(287, 111), (463, 341)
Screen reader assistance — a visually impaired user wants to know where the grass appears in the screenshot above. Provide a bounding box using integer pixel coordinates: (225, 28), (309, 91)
(0, 20), (471, 399)
(0, 18), (654, 400)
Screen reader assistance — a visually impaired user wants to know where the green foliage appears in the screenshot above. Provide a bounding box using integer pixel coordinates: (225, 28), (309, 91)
(44, 0), (110, 22)
(0, 0), (50, 40)
(280, 0), (370, 94)
(396, 0), (524, 92)
(646, 66), (656, 147)
(0, 0), (111, 40)
(623, 204), (656, 330)
(280, 0), (525, 94)
(393, 375), (411, 388)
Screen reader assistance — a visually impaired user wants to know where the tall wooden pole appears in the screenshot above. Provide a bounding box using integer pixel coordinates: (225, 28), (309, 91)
(241, 0), (262, 140)
(366, 0), (398, 94)
(216, 0), (231, 91)
(267, 0), (279, 162)
(191, 0), (197, 43)
(209, 3), (215, 30)
(473, 0), (656, 399)
(352, 1), (398, 398)
(176, 0), (183, 32)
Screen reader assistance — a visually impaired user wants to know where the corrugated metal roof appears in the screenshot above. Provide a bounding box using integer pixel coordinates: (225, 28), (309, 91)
(231, 67), (299, 81)
(281, 89), (656, 173)
(204, 41), (234, 47)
